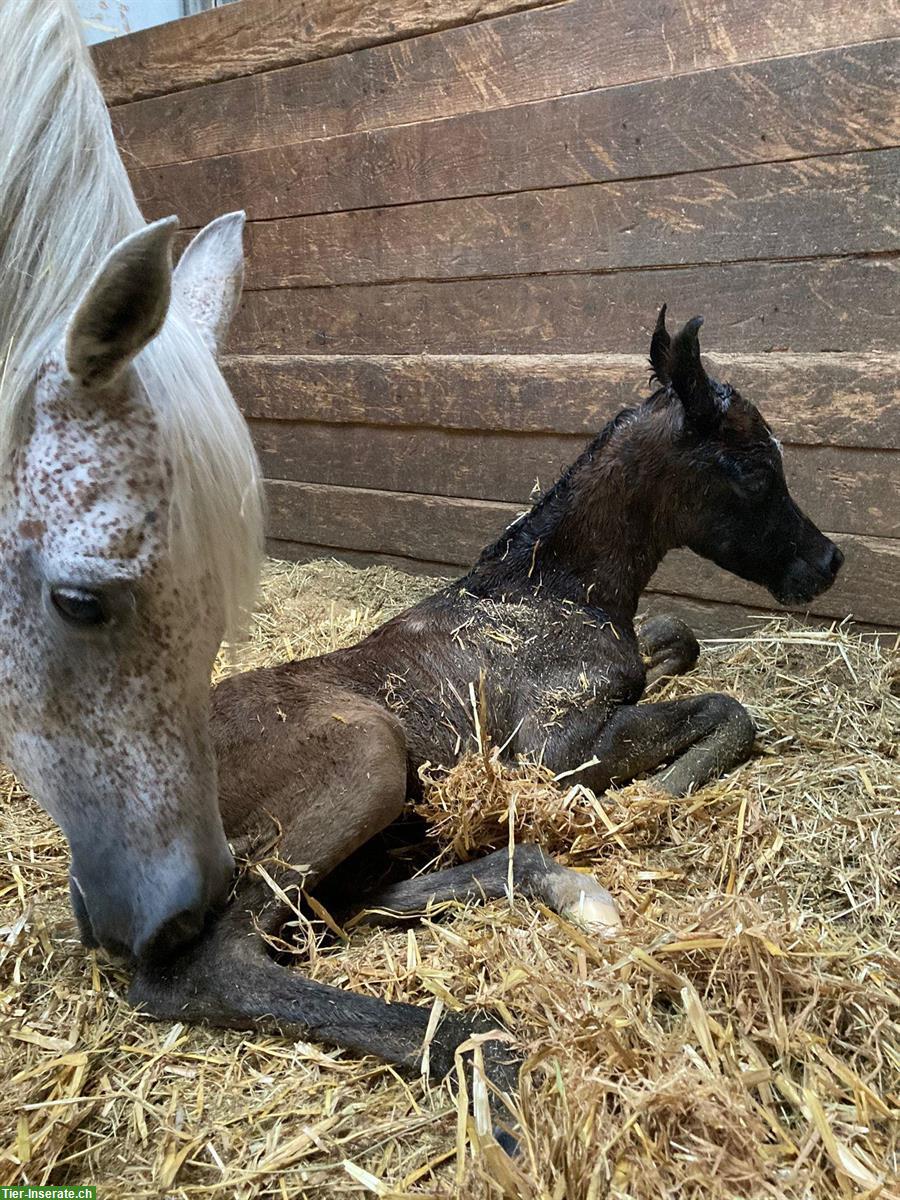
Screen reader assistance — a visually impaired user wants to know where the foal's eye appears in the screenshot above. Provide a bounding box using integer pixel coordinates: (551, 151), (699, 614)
(721, 455), (773, 498)
(50, 587), (109, 628)
(736, 469), (772, 497)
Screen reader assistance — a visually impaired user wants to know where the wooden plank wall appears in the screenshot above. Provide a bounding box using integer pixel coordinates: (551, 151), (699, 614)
(94, 0), (900, 634)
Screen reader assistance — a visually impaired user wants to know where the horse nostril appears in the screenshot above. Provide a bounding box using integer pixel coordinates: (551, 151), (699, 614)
(142, 905), (207, 960)
(829, 546), (844, 578)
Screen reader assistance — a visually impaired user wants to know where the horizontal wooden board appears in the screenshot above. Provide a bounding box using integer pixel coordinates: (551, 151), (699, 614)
(636, 592), (895, 639)
(111, 0), (900, 167)
(224, 353), (900, 449)
(94, 0), (557, 105)
(249, 421), (899, 539)
(266, 542), (897, 635)
(136, 40), (900, 225)
(230, 258), (899, 355)
(263, 480), (900, 623)
(236, 151), (897, 289)
(268, 537), (460, 577)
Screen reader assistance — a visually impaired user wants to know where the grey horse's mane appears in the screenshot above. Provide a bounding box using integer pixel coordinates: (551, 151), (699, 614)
(0, 0), (263, 639)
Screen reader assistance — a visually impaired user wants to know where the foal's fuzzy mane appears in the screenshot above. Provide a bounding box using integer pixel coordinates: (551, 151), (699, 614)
(0, 0), (263, 638)
(468, 397), (665, 577)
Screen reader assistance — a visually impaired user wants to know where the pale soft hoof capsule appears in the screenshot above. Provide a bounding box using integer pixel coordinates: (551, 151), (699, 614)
(565, 890), (623, 940)
(550, 870), (623, 940)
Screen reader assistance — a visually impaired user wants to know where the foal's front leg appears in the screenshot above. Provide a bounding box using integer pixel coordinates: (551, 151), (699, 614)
(638, 614), (700, 691)
(574, 692), (755, 795)
(129, 892), (519, 1091)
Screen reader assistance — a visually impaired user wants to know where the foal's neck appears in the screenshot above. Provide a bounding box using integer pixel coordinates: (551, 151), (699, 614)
(466, 401), (687, 623)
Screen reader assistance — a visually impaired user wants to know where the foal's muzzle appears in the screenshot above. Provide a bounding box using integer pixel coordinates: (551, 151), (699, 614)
(774, 537), (844, 605)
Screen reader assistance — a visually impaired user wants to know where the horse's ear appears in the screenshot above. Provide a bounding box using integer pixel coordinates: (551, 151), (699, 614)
(649, 304), (671, 385)
(66, 217), (177, 389)
(173, 211), (245, 356)
(669, 316), (720, 431)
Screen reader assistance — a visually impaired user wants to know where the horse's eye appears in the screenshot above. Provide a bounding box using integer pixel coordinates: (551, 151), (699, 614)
(50, 587), (108, 627)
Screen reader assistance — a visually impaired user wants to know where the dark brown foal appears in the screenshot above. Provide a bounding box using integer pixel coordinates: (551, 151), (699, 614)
(130, 311), (843, 1096)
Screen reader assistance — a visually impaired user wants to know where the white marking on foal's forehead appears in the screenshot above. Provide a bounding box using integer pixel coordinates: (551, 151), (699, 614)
(770, 434), (784, 458)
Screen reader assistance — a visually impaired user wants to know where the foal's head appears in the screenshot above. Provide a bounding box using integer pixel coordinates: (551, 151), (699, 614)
(649, 308), (842, 604)
(0, 214), (262, 961)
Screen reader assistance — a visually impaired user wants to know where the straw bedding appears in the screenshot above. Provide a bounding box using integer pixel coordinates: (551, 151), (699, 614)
(1, 558), (897, 1198)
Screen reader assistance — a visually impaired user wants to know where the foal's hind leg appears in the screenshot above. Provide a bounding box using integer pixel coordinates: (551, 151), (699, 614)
(574, 693), (755, 796)
(130, 676), (518, 1091)
(212, 676), (409, 885)
(353, 844), (622, 939)
(638, 614), (700, 691)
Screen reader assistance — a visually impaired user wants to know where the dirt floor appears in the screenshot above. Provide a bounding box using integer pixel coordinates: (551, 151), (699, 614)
(1, 558), (898, 1198)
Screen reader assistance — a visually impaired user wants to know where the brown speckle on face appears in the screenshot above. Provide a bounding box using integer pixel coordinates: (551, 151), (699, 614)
(18, 518), (46, 540)
(0, 345), (230, 958)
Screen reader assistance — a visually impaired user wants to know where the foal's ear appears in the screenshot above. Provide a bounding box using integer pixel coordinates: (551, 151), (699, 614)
(670, 316), (720, 432)
(66, 217), (178, 389)
(649, 304), (671, 385)
(172, 211), (245, 356)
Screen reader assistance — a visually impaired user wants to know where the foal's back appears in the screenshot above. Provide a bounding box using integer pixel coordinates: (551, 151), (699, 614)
(213, 575), (642, 780)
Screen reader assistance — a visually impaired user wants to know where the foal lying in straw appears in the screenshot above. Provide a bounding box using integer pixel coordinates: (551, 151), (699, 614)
(131, 311), (843, 1095)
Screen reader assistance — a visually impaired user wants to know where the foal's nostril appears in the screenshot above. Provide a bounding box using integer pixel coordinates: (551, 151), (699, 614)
(828, 546), (844, 578)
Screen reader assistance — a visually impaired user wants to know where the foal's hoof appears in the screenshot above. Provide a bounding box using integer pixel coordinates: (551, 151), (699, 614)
(550, 870), (623, 941)
(493, 1127), (520, 1157)
(430, 1011), (521, 1096)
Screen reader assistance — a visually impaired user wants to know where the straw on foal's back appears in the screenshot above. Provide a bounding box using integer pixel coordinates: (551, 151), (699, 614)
(0, 0), (263, 637)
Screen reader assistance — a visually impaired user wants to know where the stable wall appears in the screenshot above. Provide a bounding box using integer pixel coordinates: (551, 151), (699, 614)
(94, 0), (900, 633)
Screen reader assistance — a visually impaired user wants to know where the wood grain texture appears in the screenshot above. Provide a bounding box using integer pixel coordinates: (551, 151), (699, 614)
(135, 40), (900, 225)
(234, 151), (897, 289)
(110, 0), (900, 167)
(93, 0), (559, 105)
(229, 257), (899, 355)
(263, 480), (900, 624)
(255, 422), (899, 540)
(265, 542), (896, 635)
(224, 353), (900, 449)
(636, 592), (895, 638)
(108, 0), (899, 628)
(249, 422), (899, 538)
(267, 538), (461, 576)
